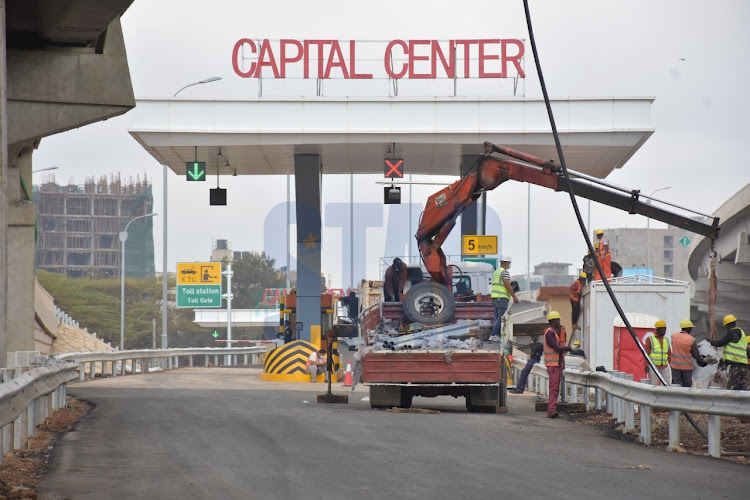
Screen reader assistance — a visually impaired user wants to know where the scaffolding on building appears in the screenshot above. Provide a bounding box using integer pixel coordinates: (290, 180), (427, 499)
(33, 174), (155, 279)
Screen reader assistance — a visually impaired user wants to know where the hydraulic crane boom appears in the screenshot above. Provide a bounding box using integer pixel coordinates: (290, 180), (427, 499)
(417, 141), (720, 288)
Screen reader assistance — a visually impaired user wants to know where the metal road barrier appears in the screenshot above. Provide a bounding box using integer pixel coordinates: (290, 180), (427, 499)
(0, 360), (78, 464)
(58, 346), (268, 381)
(511, 358), (750, 458)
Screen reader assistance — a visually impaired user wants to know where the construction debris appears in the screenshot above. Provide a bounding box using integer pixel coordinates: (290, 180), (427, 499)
(368, 320), (494, 350)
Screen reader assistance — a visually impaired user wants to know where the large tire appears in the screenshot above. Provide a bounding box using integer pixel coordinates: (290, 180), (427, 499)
(402, 281), (456, 326)
(400, 390), (413, 409)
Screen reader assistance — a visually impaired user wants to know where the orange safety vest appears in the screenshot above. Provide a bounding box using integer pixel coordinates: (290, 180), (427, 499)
(670, 331), (695, 370)
(543, 326), (566, 367)
(569, 280), (582, 302)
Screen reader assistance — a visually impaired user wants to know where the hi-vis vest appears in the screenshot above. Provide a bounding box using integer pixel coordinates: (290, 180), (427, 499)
(670, 332), (694, 370)
(722, 328), (748, 365)
(543, 327), (565, 367)
(649, 336), (669, 366)
(491, 267), (510, 300)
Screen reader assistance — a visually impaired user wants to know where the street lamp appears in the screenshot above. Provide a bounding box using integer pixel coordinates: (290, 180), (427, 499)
(172, 77), (222, 97)
(32, 166), (59, 174)
(160, 77), (223, 350)
(646, 187), (671, 273)
(120, 213), (158, 350)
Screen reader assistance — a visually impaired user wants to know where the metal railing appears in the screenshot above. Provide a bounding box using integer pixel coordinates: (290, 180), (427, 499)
(58, 346), (268, 381)
(0, 360), (78, 464)
(511, 358), (750, 458)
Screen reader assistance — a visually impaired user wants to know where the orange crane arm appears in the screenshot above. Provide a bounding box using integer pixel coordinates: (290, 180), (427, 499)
(417, 142), (560, 287)
(416, 141), (720, 288)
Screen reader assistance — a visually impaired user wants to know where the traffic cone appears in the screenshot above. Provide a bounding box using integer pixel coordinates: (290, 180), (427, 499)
(344, 361), (353, 386)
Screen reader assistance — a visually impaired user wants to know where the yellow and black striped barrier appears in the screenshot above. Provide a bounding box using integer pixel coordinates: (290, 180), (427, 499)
(262, 340), (339, 383)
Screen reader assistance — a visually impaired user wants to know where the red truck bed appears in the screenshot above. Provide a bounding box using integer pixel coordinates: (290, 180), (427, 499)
(362, 349), (501, 384)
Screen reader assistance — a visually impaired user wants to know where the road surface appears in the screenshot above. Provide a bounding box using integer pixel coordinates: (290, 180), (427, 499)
(39, 367), (748, 499)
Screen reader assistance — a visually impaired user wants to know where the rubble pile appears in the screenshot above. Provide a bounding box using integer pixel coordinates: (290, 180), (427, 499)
(368, 319), (494, 350)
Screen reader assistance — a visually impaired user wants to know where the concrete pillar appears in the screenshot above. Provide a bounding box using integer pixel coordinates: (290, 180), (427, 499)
(294, 154), (322, 343)
(189, 355), (194, 367)
(79, 363), (85, 382)
(639, 378), (651, 444)
(624, 374), (635, 431)
(4, 146), (36, 358)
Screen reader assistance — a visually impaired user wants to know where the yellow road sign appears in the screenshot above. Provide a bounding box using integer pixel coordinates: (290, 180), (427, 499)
(462, 235), (498, 255)
(177, 262), (222, 285)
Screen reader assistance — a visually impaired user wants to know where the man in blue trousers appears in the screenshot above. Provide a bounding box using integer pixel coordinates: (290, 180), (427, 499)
(509, 334), (543, 394)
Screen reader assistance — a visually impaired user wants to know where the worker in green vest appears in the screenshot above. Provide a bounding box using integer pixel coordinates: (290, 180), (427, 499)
(710, 314), (748, 391)
(644, 320), (671, 386)
(490, 256), (518, 337)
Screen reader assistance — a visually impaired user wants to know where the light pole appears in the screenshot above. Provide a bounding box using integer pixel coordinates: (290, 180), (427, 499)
(120, 213), (157, 350)
(172, 77), (222, 97)
(32, 166), (59, 174)
(646, 187), (671, 273)
(162, 77), (223, 349)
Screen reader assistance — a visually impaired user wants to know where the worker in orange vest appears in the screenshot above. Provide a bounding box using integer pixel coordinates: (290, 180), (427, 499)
(569, 272), (586, 330)
(543, 311), (571, 418)
(644, 320), (672, 386)
(592, 229), (612, 282)
(670, 319), (711, 387)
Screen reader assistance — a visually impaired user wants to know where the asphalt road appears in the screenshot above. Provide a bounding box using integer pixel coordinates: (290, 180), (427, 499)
(39, 367), (748, 499)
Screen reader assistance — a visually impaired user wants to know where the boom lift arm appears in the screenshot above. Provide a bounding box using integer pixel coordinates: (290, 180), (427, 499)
(417, 141), (720, 287)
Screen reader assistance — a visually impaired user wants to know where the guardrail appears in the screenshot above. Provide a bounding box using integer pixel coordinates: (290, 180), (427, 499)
(58, 346), (268, 382)
(510, 358), (750, 458)
(0, 360), (78, 464)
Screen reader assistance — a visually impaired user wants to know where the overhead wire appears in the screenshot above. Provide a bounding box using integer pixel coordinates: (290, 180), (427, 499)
(521, 0), (707, 440)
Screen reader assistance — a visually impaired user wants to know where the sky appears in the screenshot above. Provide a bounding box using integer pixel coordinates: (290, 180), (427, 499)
(32, 0), (750, 289)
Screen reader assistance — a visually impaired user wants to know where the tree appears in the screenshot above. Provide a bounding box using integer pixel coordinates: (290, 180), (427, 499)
(226, 251), (285, 309)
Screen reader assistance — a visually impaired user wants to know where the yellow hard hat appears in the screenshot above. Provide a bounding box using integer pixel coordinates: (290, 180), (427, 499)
(654, 320), (666, 328)
(579, 272), (587, 279)
(679, 319), (694, 329)
(573, 340), (581, 346)
(594, 242), (599, 249)
(595, 229), (604, 235)
(547, 311), (561, 321)
(723, 314), (738, 326)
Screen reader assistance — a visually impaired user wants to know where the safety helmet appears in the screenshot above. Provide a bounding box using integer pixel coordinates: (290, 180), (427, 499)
(654, 320), (666, 328)
(573, 340), (581, 346)
(595, 229), (604, 235)
(723, 314), (738, 326)
(501, 256), (512, 263)
(547, 311), (561, 321)
(579, 272), (587, 279)
(594, 242), (599, 249)
(679, 319), (694, 329)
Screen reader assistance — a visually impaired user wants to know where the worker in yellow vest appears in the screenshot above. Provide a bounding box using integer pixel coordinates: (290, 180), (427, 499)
(669, 319), (710, 387)
(644, 320), (671, 386)
(543, 311), (571, 418)
(709, 314), (748, 391)
(490, 257), (519, 338)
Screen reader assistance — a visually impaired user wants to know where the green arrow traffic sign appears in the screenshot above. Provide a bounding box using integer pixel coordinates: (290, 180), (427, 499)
(679, 236), (692, 247)
(186, 161), (206, 181)
(212, 331), (219, 338)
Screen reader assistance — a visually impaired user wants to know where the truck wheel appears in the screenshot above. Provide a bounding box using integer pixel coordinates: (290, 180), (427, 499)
(403, 282), (456, 326)
(400, 390), (413, 409)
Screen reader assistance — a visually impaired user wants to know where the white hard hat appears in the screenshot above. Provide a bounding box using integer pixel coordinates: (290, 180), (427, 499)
(501, 256), (512, 263)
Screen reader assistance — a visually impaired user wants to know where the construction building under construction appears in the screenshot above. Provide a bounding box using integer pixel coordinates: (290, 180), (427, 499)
(33, 175), (155, 279)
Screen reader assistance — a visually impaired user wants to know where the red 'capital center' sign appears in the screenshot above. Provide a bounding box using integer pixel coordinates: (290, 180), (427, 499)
(232, 39), (525, 80)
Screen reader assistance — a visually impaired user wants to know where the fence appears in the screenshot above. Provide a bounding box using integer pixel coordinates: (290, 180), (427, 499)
(58, 346), (268, 381)
(0, 360), (78, 464)
(511, 358), (750, 458)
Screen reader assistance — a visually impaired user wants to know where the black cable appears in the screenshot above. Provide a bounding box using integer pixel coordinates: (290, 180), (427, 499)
(521, 0), (706, 440)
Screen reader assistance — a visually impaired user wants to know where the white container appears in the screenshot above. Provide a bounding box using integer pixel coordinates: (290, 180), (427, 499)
(580, 275), (690, 371)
